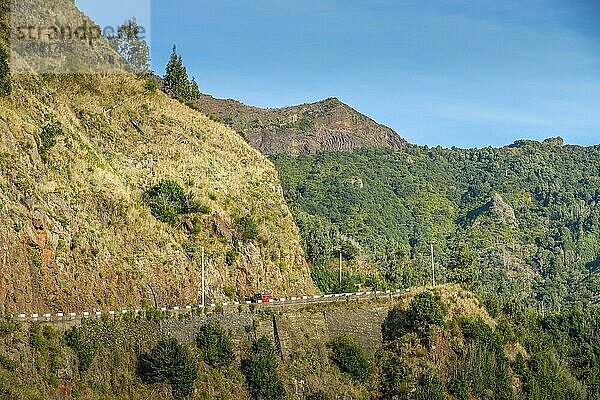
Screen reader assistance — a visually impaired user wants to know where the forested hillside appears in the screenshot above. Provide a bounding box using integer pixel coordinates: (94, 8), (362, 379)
(2, 286), (598, 399)
(272, 138), (600, 311)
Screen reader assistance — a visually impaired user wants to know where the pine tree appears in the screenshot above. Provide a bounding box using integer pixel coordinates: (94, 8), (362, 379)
(188, 77), (200, 101)
(163, 45), (200, 104)
(163, 45), (191, 101)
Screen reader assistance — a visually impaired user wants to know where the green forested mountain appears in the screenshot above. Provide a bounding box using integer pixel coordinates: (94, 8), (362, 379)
(272, 138), (600, 310)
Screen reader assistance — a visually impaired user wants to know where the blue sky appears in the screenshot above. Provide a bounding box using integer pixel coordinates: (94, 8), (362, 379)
(78, 0), (600, 148)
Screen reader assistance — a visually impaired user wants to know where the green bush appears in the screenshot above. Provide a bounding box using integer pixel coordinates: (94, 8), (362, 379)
(306, 391), (329, 400)
(521, 351), (585, 400)
(195, 321), (235, 367)
(39, 118), (63, 162)
(27, 324), (62, 382)
(0, 44), (9, 96)
(223, 286), (237, 298)
(144, 77), (158, 92)
(382, 291), (445, 343)
(65, 327), (96, 373)
(225, 249), (238, 266)
(377, 351), (411, 399)
(146, 179), (190, 225)
(241, 337), (286, 400)
(447, 376), (469, 400)
(29, 323), (53, 352)
(455, 317), (514, 400)
(0, 354), (17, 371)
(137, 338), (198, 399)
(296, 117), (314, 132)
(328, 334), (370, 382)
(0, 316), (18, 336)
(407, 292), (445, 332)
(414, 370), (445, 400)
(459, 317), (493, 343)
(146, 180), (207, 225)
(236, 215), (259, 241)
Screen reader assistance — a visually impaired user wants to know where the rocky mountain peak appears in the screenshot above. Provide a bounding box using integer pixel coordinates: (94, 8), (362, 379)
(196, 94), (408, 155)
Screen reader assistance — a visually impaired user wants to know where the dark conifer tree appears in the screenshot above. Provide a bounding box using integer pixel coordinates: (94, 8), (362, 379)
(163, 45), (191, 101)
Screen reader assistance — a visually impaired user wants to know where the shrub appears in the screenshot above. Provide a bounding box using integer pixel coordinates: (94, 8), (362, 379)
(225, 249), (238, 266)
(414, 370), (445, 400)
(306, 391), (329, 400)
(65, 327), (96, 373)
(378, 351), (411, 399)
(459, 317), (493, 343)
(223, 286), (237, 298)
(236, 215), (259, 241)
(29, 323), (50, 352)
(447, 376), (469, 400)
(0, 354), (16, 371)
(137, 338), (198, 399)
(146, 179), (189, 225)
(328, 334), (370, 382)
(296, 117), (314, 132)
(0, 316), (18, 336)
(407, 291), (444, 331)
(39, 118), (63, 162)
(195, 203), (212, 214)
(241, 337), (286, 400)
(144, 77), (158, 92)
(0, 44), (9, 96)
(382, 291), (445, 344)
(237, 130), (248, 142)
(195, 321), (235, 367)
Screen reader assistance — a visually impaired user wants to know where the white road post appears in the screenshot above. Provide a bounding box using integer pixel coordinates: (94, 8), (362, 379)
(201, 247), (205, 308)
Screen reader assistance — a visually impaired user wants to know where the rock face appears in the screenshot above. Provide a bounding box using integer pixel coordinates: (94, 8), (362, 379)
(196, 95), (408, 155)
(487, 194), (518, 226)
(469, 193), (518, 227)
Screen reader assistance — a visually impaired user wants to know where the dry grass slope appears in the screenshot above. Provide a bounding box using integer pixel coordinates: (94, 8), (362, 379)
(0, 71), (314, 314)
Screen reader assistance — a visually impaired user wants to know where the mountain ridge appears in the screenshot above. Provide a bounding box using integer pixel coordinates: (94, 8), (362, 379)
(196, 93), (408, 155)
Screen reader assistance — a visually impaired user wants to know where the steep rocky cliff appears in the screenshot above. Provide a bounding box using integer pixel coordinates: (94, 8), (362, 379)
(0, 1), (314, 314)
(197, 95), (407, 155)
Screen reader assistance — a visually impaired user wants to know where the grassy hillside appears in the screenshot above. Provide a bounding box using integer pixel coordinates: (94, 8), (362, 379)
(0, 0), (315, 314)
(272, 140), (600, 310)
(0, 70), (315, 314)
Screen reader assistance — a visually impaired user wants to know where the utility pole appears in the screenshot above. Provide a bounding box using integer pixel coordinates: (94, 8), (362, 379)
(339, 249), (343, 285)
(431, 243), (436, 287)
(201, 247), (205, 308)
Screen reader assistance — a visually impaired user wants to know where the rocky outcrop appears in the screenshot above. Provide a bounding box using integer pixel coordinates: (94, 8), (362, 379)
(487, 193), (518, 226)
(469, 193), (518, 227)
(196, 95), (408, 155)
(543, 136), (564, 147)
